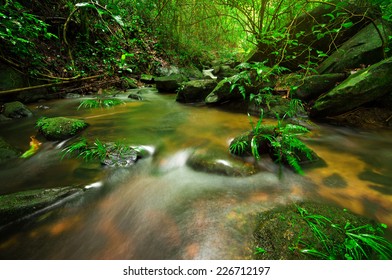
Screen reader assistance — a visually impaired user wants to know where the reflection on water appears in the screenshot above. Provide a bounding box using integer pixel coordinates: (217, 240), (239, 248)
(0, 88), (391, 259)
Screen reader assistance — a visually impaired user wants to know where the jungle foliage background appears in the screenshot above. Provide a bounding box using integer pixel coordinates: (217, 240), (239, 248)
(1, 0), (392, 80)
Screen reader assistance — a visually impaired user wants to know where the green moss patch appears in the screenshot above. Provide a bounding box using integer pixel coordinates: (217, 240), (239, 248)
(36, 117), (88, 140)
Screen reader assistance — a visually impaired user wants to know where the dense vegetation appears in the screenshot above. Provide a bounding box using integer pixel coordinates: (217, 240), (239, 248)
(1, 0), (391, 79)
(1, 0), (392, 260)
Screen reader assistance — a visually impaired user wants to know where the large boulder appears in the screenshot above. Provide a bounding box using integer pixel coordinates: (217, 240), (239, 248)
(310, 57), (392, 117)
(2, 101), (33, 118)
(317, 20), (392, 74)
(155, 74), (188, 93)
(176, 79), (217, 103)
(0, 187), (83, 229)
(292, 73), (347, 101)
(36, 117), (88, 140)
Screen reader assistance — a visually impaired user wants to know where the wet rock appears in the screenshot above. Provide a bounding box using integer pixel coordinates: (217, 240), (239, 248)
(101, 143), (138, 167)
(176, 79), (217, 103)
(36, 117), (88, 141)
(128, 93), (143, 101)
(0, 186), (84, 229)
(318, 20), (392, 74)
(2, 101), (33, 118)
(0, 137), (20, 164)
(311, 57), (392, 118)
(155, 74), (188, 93)
(204, 75), (243, 104)
(186, 149), (258, 177)
(292, 73), (347, 101)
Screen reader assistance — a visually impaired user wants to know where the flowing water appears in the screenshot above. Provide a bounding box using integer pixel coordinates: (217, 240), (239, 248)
(0, 88), (391, 259)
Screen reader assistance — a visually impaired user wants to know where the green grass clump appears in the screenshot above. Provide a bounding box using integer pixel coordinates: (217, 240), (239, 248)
(78, 98), (125, 109)
(296, 206), (392, 260)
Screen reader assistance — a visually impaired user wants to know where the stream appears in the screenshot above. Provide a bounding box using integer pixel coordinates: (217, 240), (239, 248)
(0, 88), (391, 259)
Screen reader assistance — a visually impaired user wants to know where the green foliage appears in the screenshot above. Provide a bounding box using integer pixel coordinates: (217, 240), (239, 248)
(0, 1), (58, 73)
(78, 98), (125, 109)
(229, 139), (248, 155)
(296, 206), (392, 260)
(230, 109), (313, 175)
(61, 137), (133, 163)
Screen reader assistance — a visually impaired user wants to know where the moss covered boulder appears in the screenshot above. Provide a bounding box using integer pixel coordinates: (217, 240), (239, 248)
(155, 74), (188, 93)
(2, 101), (33, 119)
(0, 187), (84, 229)
(253, 202), (391, 260)
(311, 57), (392, 117)
(176, 79), (217, 103)
(36, 117), (88, 140)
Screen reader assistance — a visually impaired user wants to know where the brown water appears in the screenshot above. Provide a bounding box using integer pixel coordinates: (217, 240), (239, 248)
(0, 88), (391, 259)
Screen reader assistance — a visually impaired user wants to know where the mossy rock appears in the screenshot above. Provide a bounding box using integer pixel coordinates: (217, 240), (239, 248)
(3, 101), (33, 119)
(36, 117), (88, 140)
(253, 202), (389, 260)
(155, 74), (188, 93)
(0, 187), (83, 228)
(311, 57), (392, 117)
(176, 79), (217, 103)
(0, 137), (20, 163)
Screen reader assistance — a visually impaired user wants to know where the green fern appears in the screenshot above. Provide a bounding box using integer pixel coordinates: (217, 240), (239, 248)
(229, 139), (248, 155)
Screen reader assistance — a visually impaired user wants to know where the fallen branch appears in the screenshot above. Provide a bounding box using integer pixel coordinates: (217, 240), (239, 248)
(0, 75), (102, 96)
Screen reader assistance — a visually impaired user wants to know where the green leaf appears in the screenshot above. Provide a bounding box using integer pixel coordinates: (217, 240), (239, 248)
(342, 22), (353, 29)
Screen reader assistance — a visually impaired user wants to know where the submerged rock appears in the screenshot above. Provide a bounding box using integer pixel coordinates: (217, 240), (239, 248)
(0, 186), (83, 229)
(36, 117), (88, 141)
(186, 149), (258, 177)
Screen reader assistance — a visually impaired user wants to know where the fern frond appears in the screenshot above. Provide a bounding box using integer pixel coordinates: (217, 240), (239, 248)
(282, 124), (310, 135)
(286, 152), (304, 175)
